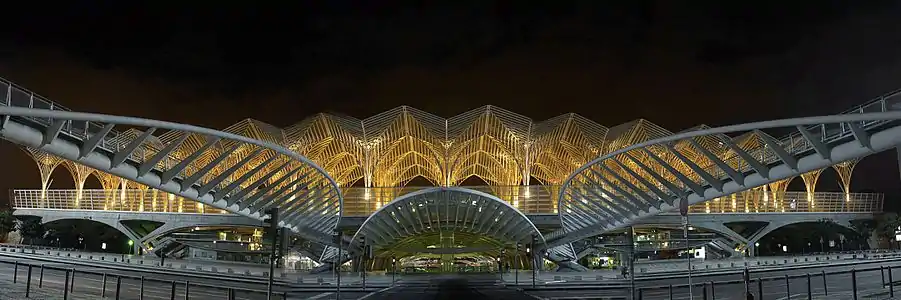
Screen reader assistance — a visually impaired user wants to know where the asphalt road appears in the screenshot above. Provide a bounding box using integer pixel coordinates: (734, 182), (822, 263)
(0, 255), (287, 299)
(526, 259), (901, 300)
(362, 274), (536, 300)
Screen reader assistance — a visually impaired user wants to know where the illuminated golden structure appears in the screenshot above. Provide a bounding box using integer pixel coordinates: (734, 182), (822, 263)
(2, 75), (894, 269)
(550, 90), (901, 252)
(16, 105), (876, 219)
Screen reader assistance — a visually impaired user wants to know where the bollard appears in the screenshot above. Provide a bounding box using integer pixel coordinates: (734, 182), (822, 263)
(669, 284), (673, 299)
(785, 274), (790, 298)
(883, 266), (887, 287)
(228, 288), (235, 300)
(102, 273), (108, 297)
(852, 269), (858, 300)
(115, 276), (122, 300)
(140, 276), (145, 300)
(39, 264), (44, 288)
(743, 268), (750, 296)
(282, 291), (288, 300)
(757, 279), (763, 300)
(64, 269), (71, 300)
(13, 261), (18, 283)
(185, 281), (190, 300)
(822, 270), (828, 295)
(170, 280), (177, 300)
(69, 268), (75, 292)
(702, 283), (708, 300)
(807, 273), (812, 299)
(890, 265), (896, 297)
(25, 265), (33, 298)
(637, 289), (643, 300)
(709, 281), (715, 299)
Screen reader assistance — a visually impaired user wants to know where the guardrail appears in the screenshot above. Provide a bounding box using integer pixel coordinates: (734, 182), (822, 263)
(634, 250), (901, 274)
(0, 245), (318, 284)
(0, 244), (396, 287)
(636, 265), (898, 300)
(1, 258), (290, 300)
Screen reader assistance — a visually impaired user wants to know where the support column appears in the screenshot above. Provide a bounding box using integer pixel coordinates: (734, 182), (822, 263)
(897, 147), (901, 183)
(64, 162), (94, 209)
(21, 148), (64, 208)
(800, 169), (825, 211)
(833, 159), (860, 204)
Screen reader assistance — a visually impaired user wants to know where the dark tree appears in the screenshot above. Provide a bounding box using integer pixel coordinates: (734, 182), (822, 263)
(17, 216), (45, 245)
(0, 209), (16, 238)
(849, 219), (876, 250)
(875, 212), (901, 248)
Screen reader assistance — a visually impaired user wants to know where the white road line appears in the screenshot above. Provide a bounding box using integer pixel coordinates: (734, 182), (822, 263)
(306, 292), (334, 299)
(357, 286), (397, 299)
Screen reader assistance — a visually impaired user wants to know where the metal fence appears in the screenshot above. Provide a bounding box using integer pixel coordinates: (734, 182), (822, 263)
(1, 258), (289, 300)
(635, 265), (898, 300)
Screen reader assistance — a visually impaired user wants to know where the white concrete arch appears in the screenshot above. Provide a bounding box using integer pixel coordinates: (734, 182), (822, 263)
(349, 187), (546, 252)
(550, 96), (901, 254)
(0, 101), (342, 246)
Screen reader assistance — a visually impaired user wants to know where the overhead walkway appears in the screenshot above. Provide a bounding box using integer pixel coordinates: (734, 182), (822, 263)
(0, 79), (343, 247)
(544, 90), (901, 267)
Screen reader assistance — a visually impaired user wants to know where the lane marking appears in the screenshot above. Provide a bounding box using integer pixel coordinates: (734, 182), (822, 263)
(358, 286), (397, 300)
(307, 292), (334, 300)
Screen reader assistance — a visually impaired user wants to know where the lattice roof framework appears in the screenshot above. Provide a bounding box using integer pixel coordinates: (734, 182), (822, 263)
(69, 104), (775, 208)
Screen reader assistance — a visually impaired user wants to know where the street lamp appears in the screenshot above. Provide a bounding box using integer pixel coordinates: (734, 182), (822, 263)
(391, 257), (397, 285)
(500, 248), (506, 274)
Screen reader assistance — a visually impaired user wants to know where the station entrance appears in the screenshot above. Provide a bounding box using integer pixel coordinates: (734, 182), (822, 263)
(349, 187), (546, 273)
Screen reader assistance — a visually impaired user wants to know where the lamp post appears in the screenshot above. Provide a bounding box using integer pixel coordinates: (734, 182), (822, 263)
(680, 197), (693, 300)
(527, 244), (534, 288)
(499, 248), (507, 281)
(127, 240), (134, 256)
(333, 231), (342, 300)
(514, 243), (519, 285)
(391, 257), (396, 286)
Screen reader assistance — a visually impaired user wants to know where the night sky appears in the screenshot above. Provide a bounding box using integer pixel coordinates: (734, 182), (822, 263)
(0, 1), (900, 209)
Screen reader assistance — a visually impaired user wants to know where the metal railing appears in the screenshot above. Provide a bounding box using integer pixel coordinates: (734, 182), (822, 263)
(634, 265), (899, 300)
(0, 78), (195, 179)
(12, 189), (230, 214)
(678, 190), (883, 214)
(1, 258), (291, 300)
(13, 188), (883, 216)
(695, 89), (901, 190)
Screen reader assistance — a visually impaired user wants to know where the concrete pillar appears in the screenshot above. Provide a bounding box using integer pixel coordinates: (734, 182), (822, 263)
(627, 227), (635, 276)
(897, 147), (901, 182)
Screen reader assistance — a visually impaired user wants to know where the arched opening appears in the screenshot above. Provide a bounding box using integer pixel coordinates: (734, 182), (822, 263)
(48, 165), (75, 189)
(43, 219), (132, 254)
(786, 177), (806, 192)
(754, 221), (860, 256)
(352, 187), (545, 273)
(817, 170), (842, 192)
(405, 175), (436, 187)
(83, 173), (103, 189)
(458, 175), (489, 187)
